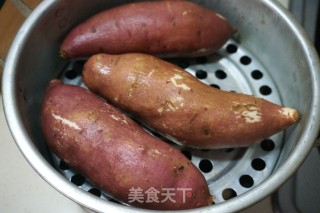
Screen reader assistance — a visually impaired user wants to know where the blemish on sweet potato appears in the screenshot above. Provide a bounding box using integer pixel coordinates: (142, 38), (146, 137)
(128, 74), (140, 98)
(153, 149), (161, 155)
(203, 128), (212, 137)
(232, 102), (257, 112)
(165, 100), (177, 112)
(138, 146), (145, 152)
(216, 13), (227, 21)
(111, 114), (120, 121)
(150, 149), (162, 158)
(110, 56), (121, 66)
(174, 165), (185, 174)
(232, 102), (262, 123)
(170, 74), (191, 91)
(59, 50), (68, 60)
(189, 113), (198, 124)
(158, 107), (164, 114)
(197, 30), (201, 37)
(87, 112), (99, 123)
(170, 16), (176, 26)
(91, 26), (97, 33)
(279, 107), (299, 121)
(148, 70), (155, 77)
(126, 29), (132, 38)
(241, 110), (262, 123)
(166, 1), (173, 13)
(52, 113), (81, 130)
(182, 10), (191, 16)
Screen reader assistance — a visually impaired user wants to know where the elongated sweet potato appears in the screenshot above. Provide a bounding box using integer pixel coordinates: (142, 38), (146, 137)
(83, 53), (300, 149)
(40, 80), (213, 210)
(60, 1), (235, 59)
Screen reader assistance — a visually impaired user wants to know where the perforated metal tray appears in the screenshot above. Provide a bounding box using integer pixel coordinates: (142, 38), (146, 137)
(50, 39), (285, 205)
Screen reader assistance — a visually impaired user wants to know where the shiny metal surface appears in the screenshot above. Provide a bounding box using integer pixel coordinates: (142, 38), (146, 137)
(53, 39), (285, 205)
(2, 0), (320, 212)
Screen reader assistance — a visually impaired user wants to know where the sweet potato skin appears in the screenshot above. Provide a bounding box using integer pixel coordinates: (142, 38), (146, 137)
(83, 53), (300, 149)
(60, 1), (235, 59)
(40, 80), (213, 210)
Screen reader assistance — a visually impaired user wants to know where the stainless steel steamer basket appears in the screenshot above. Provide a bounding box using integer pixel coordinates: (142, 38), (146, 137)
(2, 0), (320, 212)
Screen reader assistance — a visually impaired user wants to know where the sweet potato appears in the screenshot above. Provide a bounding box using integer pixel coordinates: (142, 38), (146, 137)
(60, 1), (235, 59)
(40, 80), (213, 210)
(82, 53), (300, 149)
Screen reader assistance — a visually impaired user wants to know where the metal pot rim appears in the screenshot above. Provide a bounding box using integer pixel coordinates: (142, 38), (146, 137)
(2, 0), (320, 212)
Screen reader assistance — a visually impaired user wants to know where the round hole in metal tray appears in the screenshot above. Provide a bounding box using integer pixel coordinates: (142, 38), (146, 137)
(210, 84), (220, 89)
(240, 55), (252, 65)
(260, 85), (273, 95)
(199, 159), (214, 173)
(65, 69), (79, 79)
(222, 188), (237, 200)
(51, 39), (285, 205)
(59, 160), (70, 170)
(251, 69), (264, 80)
(251, 158), (266, 171)
(215, 69), (227, 79)
(196, 69), (208, 79)
(239, 175), (254, 188)
(226, 43), (238, 54)
(109, 198), (122, 204)
(88, 188), (102, 197)
(71, 173), (86, 186)
(261, 139), (275, 152)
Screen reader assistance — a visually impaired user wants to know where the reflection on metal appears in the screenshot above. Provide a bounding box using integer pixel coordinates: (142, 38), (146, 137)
(289, 0), (320, 42)
(273, 1), (320, 212)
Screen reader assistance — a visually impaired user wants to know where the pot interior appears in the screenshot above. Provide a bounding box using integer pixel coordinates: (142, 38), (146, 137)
(3, 0), (320, 212)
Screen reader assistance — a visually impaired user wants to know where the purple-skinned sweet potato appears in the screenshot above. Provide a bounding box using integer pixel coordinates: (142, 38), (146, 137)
(60, 1), (235, 59)
(40, 80), (213, 210)
(82, 53), (300, 149)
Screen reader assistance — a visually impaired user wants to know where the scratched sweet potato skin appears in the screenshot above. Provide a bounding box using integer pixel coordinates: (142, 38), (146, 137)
(40, 80), (213, 210)
(60, 1), (235, 59)
(82, 53), (300, 149)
